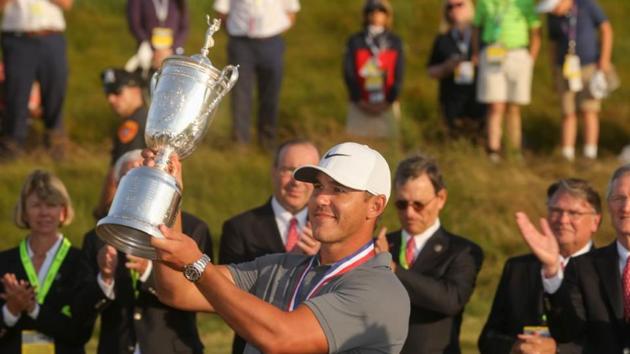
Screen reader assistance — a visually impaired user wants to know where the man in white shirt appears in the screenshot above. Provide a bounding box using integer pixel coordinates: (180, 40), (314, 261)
(0, 0), (72, 160)
(213, 0), (300, 148)
(218, 138), (320, 354)
(375, 153), (484, 354)
(518, 164), (630, 353)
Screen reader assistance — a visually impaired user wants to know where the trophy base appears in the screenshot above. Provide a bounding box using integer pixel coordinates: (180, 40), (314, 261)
(96, 216), (163, 260)
(95, 166), (182, 260)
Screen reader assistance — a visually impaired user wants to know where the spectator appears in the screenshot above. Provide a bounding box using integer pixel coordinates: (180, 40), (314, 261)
(428, 0), (485, 139)
(375, 153), (484, 354)
(147, 142), (410, 354)
(538, 0), (613, 161)
(343, 0), (404, 138)
(127, 0), (189, 74)
(473, 0), (541, 161)
(219, 139), (320, 354)
(77, 150), (212, 354)
(479, 178), (601, 354)
(0, 0), (73, 160)
(0, 170), (93, 353)
(93, 68), (147, 220)
(213, 0), (300, 149)
(517, 164), (630, 352)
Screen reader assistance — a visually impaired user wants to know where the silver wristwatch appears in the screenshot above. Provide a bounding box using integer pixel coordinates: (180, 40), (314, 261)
(183, 254), (211, 282)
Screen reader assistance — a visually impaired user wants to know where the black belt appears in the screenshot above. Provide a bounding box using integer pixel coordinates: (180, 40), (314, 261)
(2, 30), (63, 37)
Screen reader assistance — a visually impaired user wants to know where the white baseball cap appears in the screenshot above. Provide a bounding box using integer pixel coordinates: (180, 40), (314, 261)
(293, 142), (391, 202)
(536, 0), (561, 13)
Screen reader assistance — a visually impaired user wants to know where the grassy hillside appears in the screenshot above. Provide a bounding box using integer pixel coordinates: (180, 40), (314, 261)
(1, 0), (629, 353)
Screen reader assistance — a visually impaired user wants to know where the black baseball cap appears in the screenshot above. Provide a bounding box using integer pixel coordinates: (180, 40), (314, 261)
(100, 68), (141, 95)
(363, 0), (390, 14)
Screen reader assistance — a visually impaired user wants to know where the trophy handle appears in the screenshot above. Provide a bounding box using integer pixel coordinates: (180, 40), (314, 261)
(207, 65), (239, 111)
(150, 69), (161, 97)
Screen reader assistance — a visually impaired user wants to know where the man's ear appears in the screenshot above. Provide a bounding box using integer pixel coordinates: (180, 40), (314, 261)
(367, 195), (387, 219)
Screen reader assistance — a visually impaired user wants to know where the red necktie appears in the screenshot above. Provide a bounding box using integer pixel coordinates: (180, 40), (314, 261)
(285, 218), (299, 252)
(623, 257), (630, 321)
(405, 236), (416, 268)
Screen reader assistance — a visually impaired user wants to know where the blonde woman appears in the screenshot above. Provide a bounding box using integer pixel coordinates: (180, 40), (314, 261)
(0, 170), (92, 354)
(428, 0), (486, 139)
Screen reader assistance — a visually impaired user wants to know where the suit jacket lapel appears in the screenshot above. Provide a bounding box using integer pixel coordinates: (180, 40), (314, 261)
(413, 228), (448, 272)
(530, 260), (546, 321)
(594, 242), (623, 321)
(260, 200), (286, 252)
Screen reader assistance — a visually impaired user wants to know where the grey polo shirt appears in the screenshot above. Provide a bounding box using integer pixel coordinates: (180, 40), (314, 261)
(228, 252), (410, 354)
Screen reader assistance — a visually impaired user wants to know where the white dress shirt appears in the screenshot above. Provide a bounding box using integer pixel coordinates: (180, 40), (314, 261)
(541, 240), (595, 294)
(2, 0), (66, 32)
(402, 219), (441, 263)
(2, 235), (64, 326)
(213, 0), (300, 38)
(271, 197), (308, 247)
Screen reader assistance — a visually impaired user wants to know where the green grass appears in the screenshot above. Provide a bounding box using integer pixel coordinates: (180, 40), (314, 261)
(2, 0), (630, 353)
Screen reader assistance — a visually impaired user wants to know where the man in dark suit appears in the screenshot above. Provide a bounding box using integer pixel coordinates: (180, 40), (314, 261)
(479, 178), (602, 354)
(78, 150), (213, 354)
(375, 154), (484, 354)
(219, 138), (320, 353)
(517, 164), (630, 353)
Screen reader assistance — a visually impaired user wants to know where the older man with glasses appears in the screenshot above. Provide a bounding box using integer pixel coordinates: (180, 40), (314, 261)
(479, 178), (601, 354)
(375, 153), (484, 354)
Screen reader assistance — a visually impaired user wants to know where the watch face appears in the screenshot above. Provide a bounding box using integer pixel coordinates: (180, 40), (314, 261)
(184, 265), (200, 282)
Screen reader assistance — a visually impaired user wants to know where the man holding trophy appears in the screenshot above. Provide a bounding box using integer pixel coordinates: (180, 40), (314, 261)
(145, 142), (410, 354)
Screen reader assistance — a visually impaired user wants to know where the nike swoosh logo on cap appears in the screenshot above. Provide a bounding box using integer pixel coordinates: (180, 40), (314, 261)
(324, 153), (350, 159)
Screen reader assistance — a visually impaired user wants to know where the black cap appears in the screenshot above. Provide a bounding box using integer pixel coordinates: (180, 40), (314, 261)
(100, 68), (141, 95)
(363, 0), (390, 14)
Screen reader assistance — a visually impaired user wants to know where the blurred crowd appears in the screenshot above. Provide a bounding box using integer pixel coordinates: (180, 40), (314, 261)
(0, 1), (627, 354)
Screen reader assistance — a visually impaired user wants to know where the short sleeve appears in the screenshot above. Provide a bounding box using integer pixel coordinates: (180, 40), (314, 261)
(427, 35), (445, 67)
(284, 0), (300, 13)
(214, 0), (230, 14)
(473, 0), (486, 27)
(303, 269), (410, 353)
(228, 258), (262, 293)
(586, 0), (608, 26)
(525, 0), (542, 28)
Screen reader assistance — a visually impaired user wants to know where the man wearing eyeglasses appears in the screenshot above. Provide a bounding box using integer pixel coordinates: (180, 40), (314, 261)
(518, 166), (630, 353)
(219, 138), (320, 354)
(479, 178), (601, 354)
(93, 68), (147, 219)
(375, 154), (483, 354)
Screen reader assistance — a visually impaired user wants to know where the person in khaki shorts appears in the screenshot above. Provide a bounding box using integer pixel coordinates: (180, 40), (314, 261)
(472, 0), (541, 161)
(538, 0), (613, 161)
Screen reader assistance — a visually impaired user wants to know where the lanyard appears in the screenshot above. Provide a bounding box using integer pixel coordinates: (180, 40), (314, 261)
(152, 0), (169, 24)
(398, 235), (411, 269)
(19, 238), (71, 304)
(566, 4), (579, 54)
(287, 241), (376, 311)
(130, 269), (140, 299)
(492, 0), (512, 43)
(451, 28), (471, 56)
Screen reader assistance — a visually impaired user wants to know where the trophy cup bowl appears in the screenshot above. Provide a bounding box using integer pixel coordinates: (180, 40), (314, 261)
(96, 17), (238, 259)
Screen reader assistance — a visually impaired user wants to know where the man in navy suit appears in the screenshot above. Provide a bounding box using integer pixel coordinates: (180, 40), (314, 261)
(375, 154), (484, 354)
(219, 138), (320, 354)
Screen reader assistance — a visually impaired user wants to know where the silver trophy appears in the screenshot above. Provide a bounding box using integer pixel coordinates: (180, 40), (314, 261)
(96, 17), (238, 259)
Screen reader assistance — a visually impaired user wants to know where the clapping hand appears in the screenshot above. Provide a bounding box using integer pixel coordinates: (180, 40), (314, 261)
(515, 212), (561, 277)
(0, 273), (36, 316)
(295, 222), (320, 256)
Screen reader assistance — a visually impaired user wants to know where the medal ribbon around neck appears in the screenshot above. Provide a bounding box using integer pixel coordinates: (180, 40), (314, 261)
(19, 238), (71, 304)
(287, 240), (376, 311)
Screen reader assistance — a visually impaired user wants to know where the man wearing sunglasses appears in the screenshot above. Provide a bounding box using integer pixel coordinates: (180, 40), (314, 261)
(375, 154), (483, 354)
(93, 68), (147, 219)
(479, 178), (600, 354)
